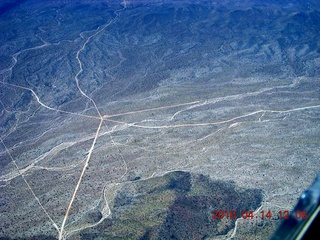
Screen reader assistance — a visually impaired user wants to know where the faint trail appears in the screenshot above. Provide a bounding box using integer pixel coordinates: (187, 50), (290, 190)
(62, 183), (112, 239)
(103, 119), (129, 180)
(104, 100), (200, 118)
(73, 7), (124, 119)
(0, 136), (60, 234)
(0, 139), (91, 182)
(105, 104), (320, 129)
(0, 44), (48, 75)
(228, 202), (265, 239)
(229, 217), (241, 239)
(0, 81), (100, 120)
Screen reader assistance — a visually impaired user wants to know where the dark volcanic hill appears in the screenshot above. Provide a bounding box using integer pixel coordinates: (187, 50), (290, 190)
(79, 171), (262, 239)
